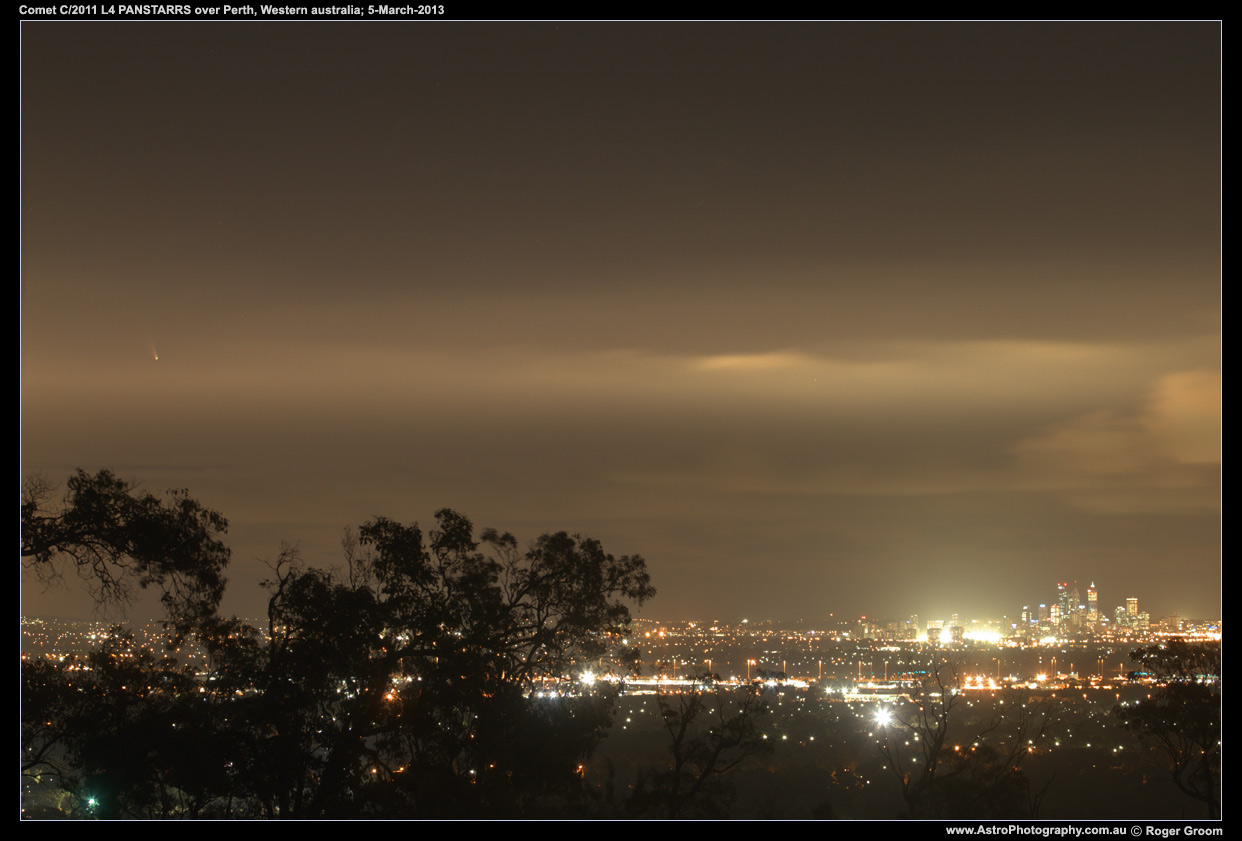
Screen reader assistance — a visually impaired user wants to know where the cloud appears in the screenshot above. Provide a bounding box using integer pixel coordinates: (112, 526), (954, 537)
(1013, 370), (1220, 512)
(1145, 370), (1221, 465)
(690, 352), (811, 372)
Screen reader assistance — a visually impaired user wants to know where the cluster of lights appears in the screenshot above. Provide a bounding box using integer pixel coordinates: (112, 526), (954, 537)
(961, 675), (1001, 690)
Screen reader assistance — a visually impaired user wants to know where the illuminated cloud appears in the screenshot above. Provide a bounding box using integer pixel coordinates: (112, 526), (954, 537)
(690, 352), (811, 372)
(1145, 370), (1221, 465)
(1014, 370), (1220, 512)
(20, 24), (1220, 621)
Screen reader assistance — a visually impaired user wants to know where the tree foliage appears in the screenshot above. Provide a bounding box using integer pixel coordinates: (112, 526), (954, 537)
(22, 473), (655, 818)
(21, 469), (229, 623)
(21, 631), (239, 818)
(1114, 639), (1220, 818)
(237, 513), (652, 817)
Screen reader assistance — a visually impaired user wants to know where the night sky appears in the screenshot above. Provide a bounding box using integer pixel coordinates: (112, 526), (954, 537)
(21, 22), (1220, 624)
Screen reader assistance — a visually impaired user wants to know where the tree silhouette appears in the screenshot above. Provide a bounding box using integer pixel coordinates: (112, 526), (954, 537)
(875, 658), (1051, 819)
(22, 472), (655, 818)
(22, 631), (239, 818)
(1114, 639), (1220, 818)
(627, 676), (770, 818)
(209, 512), (654, 817)
(21, 469), (229, 624)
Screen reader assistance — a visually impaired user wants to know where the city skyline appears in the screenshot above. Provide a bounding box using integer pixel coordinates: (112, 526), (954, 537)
(21, 21), (1221, 623)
